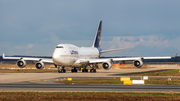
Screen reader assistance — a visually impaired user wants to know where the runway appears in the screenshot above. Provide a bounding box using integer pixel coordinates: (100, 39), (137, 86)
(0, 66), (180, 92)
(0, 84), (180, 92)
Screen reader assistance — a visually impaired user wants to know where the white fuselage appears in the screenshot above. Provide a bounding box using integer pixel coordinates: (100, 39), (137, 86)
(52, 44), (100, 67)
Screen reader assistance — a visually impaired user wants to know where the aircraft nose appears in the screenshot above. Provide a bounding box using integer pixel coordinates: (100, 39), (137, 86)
(52, 52), (61, 64)
(52, 52), (59, 60)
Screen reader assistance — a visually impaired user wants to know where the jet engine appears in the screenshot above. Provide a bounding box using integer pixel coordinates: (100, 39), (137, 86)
(16, 59), (26, 68)
(133, 60), (143, 68)
(35, 61), (44, 70)
(102, 62), (112, 70)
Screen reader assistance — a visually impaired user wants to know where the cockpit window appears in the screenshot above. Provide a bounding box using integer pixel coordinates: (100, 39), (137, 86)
(56, 46), (64, 48)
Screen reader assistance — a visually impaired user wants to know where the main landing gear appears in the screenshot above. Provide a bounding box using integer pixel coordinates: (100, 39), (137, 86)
(71, 67), (78, 73)
(58, 66), (66, 73)
(82, 69), (88, 72)
(90, 69), (96, 73)
(57, 66), (96, 73)
(90, 64), (97, 73)
(82, 67), (96, 73)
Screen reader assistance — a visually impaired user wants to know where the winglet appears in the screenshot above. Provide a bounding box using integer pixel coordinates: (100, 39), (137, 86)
(2, 53), (5, 59)
(172, 53), (178, 58)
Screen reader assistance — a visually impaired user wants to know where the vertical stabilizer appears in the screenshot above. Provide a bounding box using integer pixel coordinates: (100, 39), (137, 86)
(92, 21), (102, 48)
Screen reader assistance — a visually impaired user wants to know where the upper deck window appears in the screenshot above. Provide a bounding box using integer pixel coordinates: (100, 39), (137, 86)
(56, 46), (64, 48)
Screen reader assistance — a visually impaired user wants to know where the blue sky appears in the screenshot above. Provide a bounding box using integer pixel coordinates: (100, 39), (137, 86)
(0, 0), (180, 57)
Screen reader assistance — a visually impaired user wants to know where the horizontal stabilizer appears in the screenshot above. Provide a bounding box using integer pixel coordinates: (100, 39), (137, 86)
(172, 53), (178, 58)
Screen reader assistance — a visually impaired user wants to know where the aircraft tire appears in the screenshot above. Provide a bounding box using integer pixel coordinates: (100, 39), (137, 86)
(63, 69), (66, 73)
(71, 69), (74, 73)
(90, 69), (96, 73)
(58, 70), (62, 73)
(82, 69), (86, 72)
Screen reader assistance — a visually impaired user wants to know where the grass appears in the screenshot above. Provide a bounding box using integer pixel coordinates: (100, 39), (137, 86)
(0, 64), (55, 69)
(0, 69), (58, 73)
(0, 64), (59, 73)
(130, 69), (180, 76)
(56, 78), (124, 84)
(55, 78), (180, 85)
(0, 92), (180, 101)
(146, 78), (180, 85)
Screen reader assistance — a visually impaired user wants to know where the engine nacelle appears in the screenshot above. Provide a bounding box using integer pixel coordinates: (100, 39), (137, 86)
(102, 62), (112, 70)
(35, 61), (44, 70)
(17, 59), (26, 68)
(133, 60), (143, 68)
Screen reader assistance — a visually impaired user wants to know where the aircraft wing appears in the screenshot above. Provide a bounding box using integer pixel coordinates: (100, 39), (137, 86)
(100, 48), (130, 53)
(112, 53), (177, 62)
(2, 53), (53, 63)
(76, 54), (175, 64)
(75, 57), (141, 64)
(112, 56), (172, 61)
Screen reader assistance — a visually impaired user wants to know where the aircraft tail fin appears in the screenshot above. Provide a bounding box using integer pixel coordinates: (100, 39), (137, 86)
(92, 21), (102, 48)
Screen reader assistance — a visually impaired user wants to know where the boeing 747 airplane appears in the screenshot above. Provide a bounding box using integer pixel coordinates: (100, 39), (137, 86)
(3, 21), (176, 73)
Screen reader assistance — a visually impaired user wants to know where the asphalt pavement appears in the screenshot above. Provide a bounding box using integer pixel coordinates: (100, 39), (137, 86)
(0, 84), (180, 92)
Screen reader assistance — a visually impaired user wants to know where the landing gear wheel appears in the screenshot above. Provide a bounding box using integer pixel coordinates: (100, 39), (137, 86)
(58, 66), (65, 73)
(62, 69), (66, 73)
(58, 69), (66, 73)
(71, 69), (74, 73)
(74, 69), (77, 72)
(90, 69), (96, 73)
(71, 68), (78, 73)
(82, 69), (88, 73)
(58, 70), (61, 73)
(93, 69), (96, 73)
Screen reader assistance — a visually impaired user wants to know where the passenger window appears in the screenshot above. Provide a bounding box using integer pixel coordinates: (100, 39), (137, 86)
(56, 46), (63, 48)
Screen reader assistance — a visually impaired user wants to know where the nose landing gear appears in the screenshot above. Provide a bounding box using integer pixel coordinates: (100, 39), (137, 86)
(58, 69), (66, 73)
(58, 66), (66, 73)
